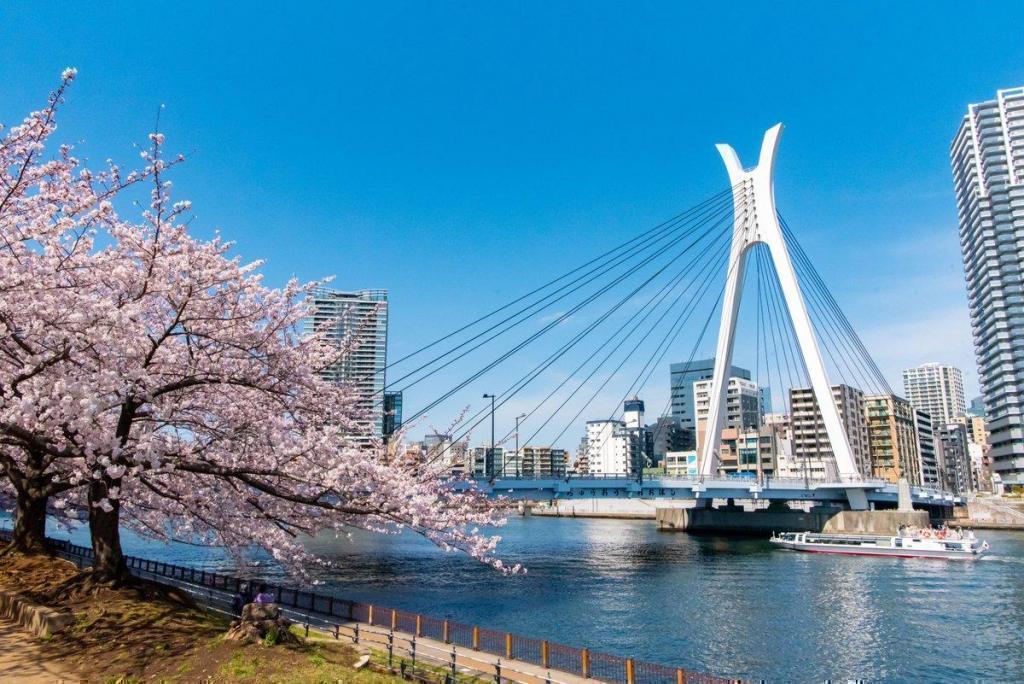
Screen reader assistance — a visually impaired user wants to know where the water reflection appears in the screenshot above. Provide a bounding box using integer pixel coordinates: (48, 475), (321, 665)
(18, 514), (1024, 681)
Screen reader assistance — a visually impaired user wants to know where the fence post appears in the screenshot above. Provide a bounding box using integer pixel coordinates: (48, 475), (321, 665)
(391, 609), (398, 631)
(494, 658), (502, 684)
(472, 626), (480, 650)
(416, 615), (422, 637)
(505, 633), (513, 659)
(542, 640), (549, 668)
(626, 658), (635, 684)
(582, 648), (590, 678)
(675, 667), (686, 684)
(443, 619), (450, 644)
(368, 605), (374, 626)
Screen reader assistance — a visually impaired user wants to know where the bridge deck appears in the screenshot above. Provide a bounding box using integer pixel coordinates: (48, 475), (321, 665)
(465, 475), (962, 506)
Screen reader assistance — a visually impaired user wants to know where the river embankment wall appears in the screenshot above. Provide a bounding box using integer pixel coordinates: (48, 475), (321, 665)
(655, 505), (929, 535)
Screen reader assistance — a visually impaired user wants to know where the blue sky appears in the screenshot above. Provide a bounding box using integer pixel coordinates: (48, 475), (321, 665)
(3, 3), (1022, 447)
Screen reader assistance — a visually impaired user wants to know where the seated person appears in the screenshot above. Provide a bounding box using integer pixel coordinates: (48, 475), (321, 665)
(253, 583), (276, 605)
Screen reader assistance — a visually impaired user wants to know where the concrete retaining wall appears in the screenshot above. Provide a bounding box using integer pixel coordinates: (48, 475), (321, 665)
(531, 498), (690, 519)
(821, 510), (929, 535)
(657, 505), (929, 535)
(0, 590), (74, 638)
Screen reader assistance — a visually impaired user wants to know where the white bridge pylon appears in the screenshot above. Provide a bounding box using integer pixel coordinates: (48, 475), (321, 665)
(698, 124), (867, 506)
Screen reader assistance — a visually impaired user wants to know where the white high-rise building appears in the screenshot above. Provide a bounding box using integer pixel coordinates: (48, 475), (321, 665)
(902, 363), (967, 427)
(585, 420), (629, 475)
(586, 398), (650, 475)
(693, 376), (761, 453)
(305, 288), (389, 439)
(789, 385), (871, 479)
(951, 86), (1024, 486)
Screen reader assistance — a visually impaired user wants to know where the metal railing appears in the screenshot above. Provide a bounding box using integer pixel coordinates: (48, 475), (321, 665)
(0, 529), (733, 684)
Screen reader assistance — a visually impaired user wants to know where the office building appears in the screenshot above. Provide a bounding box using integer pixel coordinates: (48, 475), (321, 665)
(967, 396), (986, 418)
(913, 409), (941, 487)
(719, 427), (777, 477)
(938, 422), (973, 494)
(305, 288), (389, 439)
(950, 87), (1024, 486)
(902, 363), (967, 426)
(665, 450), (699, 477)
(573, 436), (589, 474)
(646, 416), (694, 464)
(955, 414), (989, 447)
(383, 391), (403, 440)
(424, 432), (469, 474)
(670, 358), (750, 433)
(586, 398), (651, 475)
(694, 376), (762, 452)
(469, 446), (506, 477)
(864, 394), (921, 485)
(520, 446), (567, 477)
(790, 385), (871, 479)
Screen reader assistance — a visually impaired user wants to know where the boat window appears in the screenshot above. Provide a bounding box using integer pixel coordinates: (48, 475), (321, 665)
(894, 538), (902, 547)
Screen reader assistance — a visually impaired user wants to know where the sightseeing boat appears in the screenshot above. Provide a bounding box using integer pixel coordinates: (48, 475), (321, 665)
(769, 530), (989, 560)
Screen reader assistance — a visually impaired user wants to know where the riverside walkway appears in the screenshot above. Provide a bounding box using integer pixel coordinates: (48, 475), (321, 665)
(0, 617), (77, 682)
(12, 531), (730, 684)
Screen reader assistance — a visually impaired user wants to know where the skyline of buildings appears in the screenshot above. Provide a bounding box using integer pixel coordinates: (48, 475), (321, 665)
(313, 85), (1024, 495)
(951, 85), (1024, 487)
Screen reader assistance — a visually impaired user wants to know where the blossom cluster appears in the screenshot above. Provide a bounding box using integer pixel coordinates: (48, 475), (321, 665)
(0, 71), (511, 577)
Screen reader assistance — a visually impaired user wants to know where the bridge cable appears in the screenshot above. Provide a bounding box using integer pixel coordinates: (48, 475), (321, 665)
(365, 188), (739, 400)
(779, 215), (893, 395)
(375, 186), (738, 375)
(779, 228), (883, 395)
(522, 234), (734, 452)
(586, 207), (756, 466)
(395, 195), (738, 409)
(417, 207), (738, 466)
(494, 231), (734, 448)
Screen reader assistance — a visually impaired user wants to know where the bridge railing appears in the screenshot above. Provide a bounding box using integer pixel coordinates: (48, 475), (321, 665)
(484, 471), (892, 487)
(0, 529), (732, 684)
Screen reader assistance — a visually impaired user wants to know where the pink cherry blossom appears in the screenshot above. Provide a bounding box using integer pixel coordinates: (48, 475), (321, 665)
(0, 72), (509, 581)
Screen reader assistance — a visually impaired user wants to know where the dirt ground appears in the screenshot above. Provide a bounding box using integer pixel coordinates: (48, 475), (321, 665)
(0, 551), (402, 682)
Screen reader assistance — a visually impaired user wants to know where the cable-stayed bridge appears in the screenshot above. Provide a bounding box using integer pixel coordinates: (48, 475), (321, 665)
(360, 124), (961, 514)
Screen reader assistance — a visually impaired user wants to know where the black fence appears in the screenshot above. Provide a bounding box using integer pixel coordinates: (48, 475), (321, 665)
(0, 530), (734, 684)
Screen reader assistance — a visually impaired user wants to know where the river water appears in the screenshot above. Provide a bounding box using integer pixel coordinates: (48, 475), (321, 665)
(16, 514), (1024, 681)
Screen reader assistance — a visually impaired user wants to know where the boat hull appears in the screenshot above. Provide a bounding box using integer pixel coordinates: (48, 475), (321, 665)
(772, 540), (983, 560)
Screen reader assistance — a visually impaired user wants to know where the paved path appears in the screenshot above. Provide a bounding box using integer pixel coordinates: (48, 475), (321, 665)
(0, 618), (78, 682)
(305, 620), (593, 684)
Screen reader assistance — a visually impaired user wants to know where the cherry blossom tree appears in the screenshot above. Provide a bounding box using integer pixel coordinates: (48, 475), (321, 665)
(0, 73), (510, 581)
(0, 69), (136, 552)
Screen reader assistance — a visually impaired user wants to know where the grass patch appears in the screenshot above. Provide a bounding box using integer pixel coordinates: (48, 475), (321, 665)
(222, 652), (259, 678)
(0, 552), (408, 682)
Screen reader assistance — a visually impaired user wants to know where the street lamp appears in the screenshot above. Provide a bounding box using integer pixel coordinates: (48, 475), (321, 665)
(514, 413), (527, 478)
(483, 394), (496, 478)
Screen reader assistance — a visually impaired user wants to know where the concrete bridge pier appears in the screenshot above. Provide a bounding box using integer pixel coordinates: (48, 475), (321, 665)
(656, 500), (929, 535)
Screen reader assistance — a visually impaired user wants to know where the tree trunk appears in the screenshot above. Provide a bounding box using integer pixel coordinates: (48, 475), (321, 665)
(8, 489), (48, 553)
(88, 480), (128, 583)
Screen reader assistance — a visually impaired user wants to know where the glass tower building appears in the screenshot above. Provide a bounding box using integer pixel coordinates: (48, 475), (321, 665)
(305, 288), (389, 440)
(950, 86), (1024, 485)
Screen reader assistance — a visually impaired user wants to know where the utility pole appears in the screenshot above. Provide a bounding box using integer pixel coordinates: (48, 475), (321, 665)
(483, 394), (496, 478)
(514, 413), (526, 478)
